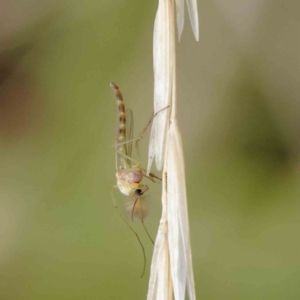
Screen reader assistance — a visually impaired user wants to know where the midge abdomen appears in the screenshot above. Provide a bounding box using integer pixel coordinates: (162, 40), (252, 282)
(110, 82), (126, 143)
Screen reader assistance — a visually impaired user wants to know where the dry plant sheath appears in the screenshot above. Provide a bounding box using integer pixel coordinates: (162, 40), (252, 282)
(147, 0), (199, 299)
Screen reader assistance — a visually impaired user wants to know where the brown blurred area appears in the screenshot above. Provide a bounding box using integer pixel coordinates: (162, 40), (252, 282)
(0, 45), (38, 140)
(0, 1), (58, 141)
(0, 0), (300, 299)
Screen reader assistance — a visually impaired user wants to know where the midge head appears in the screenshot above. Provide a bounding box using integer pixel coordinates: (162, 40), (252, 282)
(134, 184), (149, 196)
(134, 188), (143, 196)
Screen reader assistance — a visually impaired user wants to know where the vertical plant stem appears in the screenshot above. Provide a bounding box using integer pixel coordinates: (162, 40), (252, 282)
(147, 0), (199, 299)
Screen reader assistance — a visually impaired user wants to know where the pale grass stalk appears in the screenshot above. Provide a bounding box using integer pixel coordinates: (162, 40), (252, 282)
(147, 0), (199, 300)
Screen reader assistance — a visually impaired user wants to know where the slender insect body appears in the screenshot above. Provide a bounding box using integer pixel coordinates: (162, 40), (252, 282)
(110, 81), (161, 277)
(110, 81), (150, 200)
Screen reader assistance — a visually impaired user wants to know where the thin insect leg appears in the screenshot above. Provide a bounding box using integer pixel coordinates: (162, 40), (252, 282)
(131, 197), (139, 222)
(116, 150), (140, 166)
(142, 222), (154, 245)
(110, 186), (146, 278)
(114, 141), (118, 170)
(144, 173), (162, 183)
(142, 174), (158, 183)
(148, 172), (162, 181)
(134, 105), (170, 158)
(115, 135), (143, 147)
(114, 105), (170, 148)
(140, 168), (162, 182)
(135, 105), (170, 146)
(139, 200), (154, 245)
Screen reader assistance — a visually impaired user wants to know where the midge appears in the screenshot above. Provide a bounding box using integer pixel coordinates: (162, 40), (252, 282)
(110, 82), (156, 200)
(111, 82), (149, 199)
(110, 82), (162, 277)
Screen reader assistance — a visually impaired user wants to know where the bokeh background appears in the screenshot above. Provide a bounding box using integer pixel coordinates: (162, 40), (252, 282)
(1, 0), (300, 299)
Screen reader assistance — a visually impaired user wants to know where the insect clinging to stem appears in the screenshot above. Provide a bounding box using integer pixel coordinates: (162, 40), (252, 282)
(110, 82), (165, 277)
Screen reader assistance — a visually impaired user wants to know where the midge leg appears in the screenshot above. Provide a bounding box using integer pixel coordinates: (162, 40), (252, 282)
(114, 105), (170, 148)
(142, 170), (162, 183)
(135, 105), (170, 147)
(110, 186), (146, 278)
(115, 149), (141, 167)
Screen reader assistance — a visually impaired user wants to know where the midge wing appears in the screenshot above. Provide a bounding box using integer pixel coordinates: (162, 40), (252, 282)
(125, 108), (134, 167)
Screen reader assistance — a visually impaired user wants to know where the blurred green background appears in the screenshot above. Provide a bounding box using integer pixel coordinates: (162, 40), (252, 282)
(1, 0), (300, 299)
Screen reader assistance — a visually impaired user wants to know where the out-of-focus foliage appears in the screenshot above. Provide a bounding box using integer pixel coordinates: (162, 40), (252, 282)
(0, 0), (299, 299)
